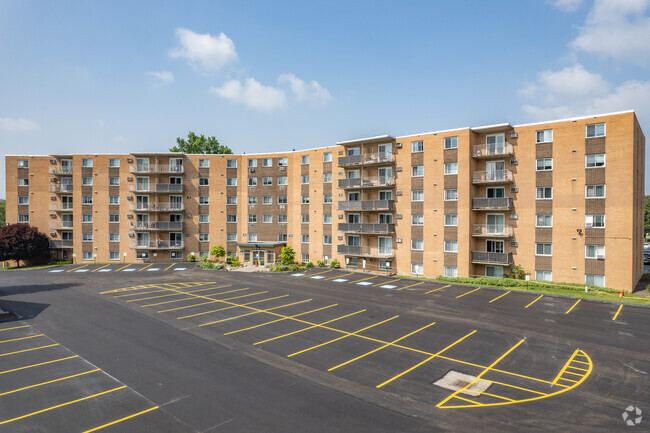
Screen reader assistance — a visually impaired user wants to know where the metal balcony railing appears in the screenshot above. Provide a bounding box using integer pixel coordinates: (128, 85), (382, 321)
(337, 200), (395, 211)
(129, 184), (184, 193)
(49, 167), (73, 175)
(49, 222), (74, 230)
(338, 223), (395, 234)
(472, 224), (513, 237)
(130, 240), (185, 250)
(472, 197), (513, 210)
(49, 203), (74, 212)
(49, 184), (74, 193)
(338, 176), (395, 189)
(472, 170), (513, 184)
(471, 251), (513, 265)
(129, 202), (184, 212)
(131, 221), (184, 231)
(49, 240), (73, 248)
(129, 164), (185, 174)
(472, 142), (514, 158)
(336, 245), (394, 257)
(338, 152), (395, 166)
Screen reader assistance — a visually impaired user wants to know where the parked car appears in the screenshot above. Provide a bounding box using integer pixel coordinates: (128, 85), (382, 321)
(644, 251), (650, 264)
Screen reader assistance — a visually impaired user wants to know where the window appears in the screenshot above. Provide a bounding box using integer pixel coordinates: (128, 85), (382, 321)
(199, 233), (209, 242)
(411, 141), (424, 152)
(18, 196), (29, 205)
(262, 177), (272, 186)
(586, 185), (605, 198)
(248, 177), (258, 186)
(586, 154), (605, 168)
(301, 234), (310, 243)
(82, 177), (93, 186)
(278, 157), (288, 166)
(109, 196), (119, 205)
(109, 214), (119, 223)
(226, 196), (237, 205)
(536, 215), (553, 227)
(199, 196), (209, 205)
(585, 214), (605, 228)
(536, 158), (553, 171)
(411, 239), (424, 251)
(18, 214), (29, 222)
(444, 240), (458, 253)
(227, 214), (237, 223)
(262, 196), (272, 205)
(535, 270), (552, 281)
(300, 254), (309, 263)
(278, 214), (288, 223)
(536, 187), (552, 199)
(301, 195), (310, 204)
(199, 251), (209, 259)
(323, 194), (332, 204)
(412, 165), (424, 177)
(227, 233), (237, 242)
(137, 251), (149, 260)
(170, 251), (183, 260)
(585, 245), (605, 259)
(17, 159), (28, 168)
(348, 257), (358, 267)
(82, 158), (93, 167)
(444, 163), (458, 175)
(323, 235), (332, 245)
(444, 266), (458, 277)
(199, 177), (209, 186)
(226, 159), (237, 168)
(109, 233), (120, 242)
(412, 214), (424, 225)
(535, 243), (552, 256)
(301, 155), (309, 165)
(323, 173), (332, 183)
(227, 178), (237, 186)
(82, 233), (93, 242)
(444, 136), (458, 149)
(278, 195), (288, 204)
(248, 159), (257, 168)
(444, 214), (458, 226)
(301, 175), (309, 184)
(82, 196), (93, 205)
(109, 251), (120, 261)
(412, 190), (424, 201)
(278, 176), (288, 185)
(106, 177), (119, 186)
(323, 214), (332, 224)
(18, 178), (29, 186)
(198, 159), (209, 168)
(585, 274), (605, 287)
(278, 233), (288, 242)
(586, 123), (605, 138)
(83, 252), (93, 260)
(379, 260), (391, 271)
(536, 129), (553, 143)
(411, 263), (423, 275)
(248, 214), (257, 223)
(262, 158), (273, 167)
(82, 214), (93, 223)
(199, 214), (209, 223)
(485, 266), (503, 277)
(301, 214), (309, 223)
(106, 158), (120, 168)
(444, 189), (458, 201)
(323, 152), (332, 162)
(248, 196), (258, 205)
(263, 215), (272, 223)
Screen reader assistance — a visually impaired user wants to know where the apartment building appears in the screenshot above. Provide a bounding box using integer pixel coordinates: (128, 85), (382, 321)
(5, 110), (645, 291)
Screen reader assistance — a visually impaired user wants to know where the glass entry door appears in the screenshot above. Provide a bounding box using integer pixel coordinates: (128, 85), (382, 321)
(252, 250), (265, 266)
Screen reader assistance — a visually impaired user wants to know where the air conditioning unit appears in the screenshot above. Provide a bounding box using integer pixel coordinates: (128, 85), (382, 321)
(510, 241), (518, 247)
(249, 168), (255, 173)
(50, 159), (56, 164)
(127, 158), (133, 163)
(249, 205), (256, 209)
(50, 178), (57, 182)
(596, 254), (605, 260)
(126, 196), (133, 200)
(510, 214), (518, 219)
(280, 186), (286, 190)
(510, 159), (518, 165)
(395, 142), (402, 148)
(279, 205), (286, 209)
(126, 177), (133, 181)
(396, 214), (403, 219)
(288, 233), (293, 237)
(279, 224), (285, 228)
(396, 167), (403, 172)
(249, 186), (255, 190)
(396, 190), (403, 196)
(509, 132), (518, 139)
(510, 187), (519, 193)
(249, 223), (256, 227)
(49, 214), (56, 218)
(49, 232), (56, 237)
(279, 166), (286, 171)
(186, 177), (192, 181)
(396, 238), (402, 243)
(127, 214), (134, 219)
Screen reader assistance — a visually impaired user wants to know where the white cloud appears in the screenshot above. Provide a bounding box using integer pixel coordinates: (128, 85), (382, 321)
(146, 71), (175, 84)
(547, 0), (584, 12)
(570, 0), (650, 66)
(210, 78), (287, 111)
(518, 64), (610, 105)
(278, 73), (332, 105)
(169, 28), (238, 72)
(0, 117), (40, 132)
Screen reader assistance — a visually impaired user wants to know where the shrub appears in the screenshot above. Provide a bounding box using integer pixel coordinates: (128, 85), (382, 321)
(288, 264), (300, 272)
(305, 262), (315, 269)
(210, 245), (226, 262)
(214, 262), (226, 270)
(509, 265), (526, 280)
(329, 259), (340, 269)
(317, 260), (325, 267)
(187, 253), (197, 262)
(199, 261), (215, 269)
(230, 256), (240, 267)
(280, 246), (296, 265)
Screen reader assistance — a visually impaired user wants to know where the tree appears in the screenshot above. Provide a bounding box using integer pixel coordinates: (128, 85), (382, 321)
(645, 195), (650, 238)
(210, 245), (226, 262)
(0, 223), (50, 267)
(170, 132), (233, 154)
(0, 199), (5, 226)
(279, 246), (295, 265)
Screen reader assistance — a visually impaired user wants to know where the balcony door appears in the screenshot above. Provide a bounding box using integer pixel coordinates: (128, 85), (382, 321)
(347, 235), (360, 246)
(61, 214), (73, 228)
(347, 169), (360, 179)
(136, 195), (149, 210)
(486, 161), (504, 181)
(137, 214), (149, 228)
(61, 159), (73, 173)
(169, 195), (182, 210)
(137, 232), (150, 247)
(486, 240), (504, 253)
(170, 233), (182, 247)
(378, 236), (392, 255)
(61, 176), (72, 187)
(379, 190), (392, 201)
(378, 167), (392, 184)
(136, 158), (149, 171)
(378, 143), (392, 159)
(486, 187), (505, 198)
(486, 214), (505, 234)
(169, 158), (183, 172)
(379, 214), (393, 224)
(347, 147), (360, 156)
(348, 192), (360, 201)
(62, 196), (73, 210)
(348, 213), (360, 223)
(486, 134), (504, 155)
(136, 177), (149, 192)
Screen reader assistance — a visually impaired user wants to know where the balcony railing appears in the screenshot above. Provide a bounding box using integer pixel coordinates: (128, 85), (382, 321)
(338, 223), (395, 234)
(472, 142), (514, 158)
(49, 184), (74, 193)
(49, 203), (74, 212)
(472, 224), (513, 237)
(338, 200), (395, 212)
(471, 251), (513, 265)
(131, 221), (184, 231)
(49, 222), (74, 230)
(129, 184), (184, 193)
(130, 240), (185, 250)
(472, 170), (513, 184)
(338, 152), (395, 167)
(472, 197), (513, 210)
(49, 167), (73, 175)
(129, 164), (185, 174)
(337, 245), (394, 257)
(49, 240), (73, 248)
(338, 176), (395, 189)
(129, 202), (184, 212)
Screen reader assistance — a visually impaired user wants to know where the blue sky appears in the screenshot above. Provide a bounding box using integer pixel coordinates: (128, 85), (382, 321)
(1, 0), (650, 198)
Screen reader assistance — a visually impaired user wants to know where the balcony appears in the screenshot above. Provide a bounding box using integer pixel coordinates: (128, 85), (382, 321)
(471, 251), (513, 265)
(49, 222), (74, 230)
(338, 176), (395, 189)
(338, 200), (395, 212)
(129, 202), (184, 212)
(472, 142), (514, 159)
(49, 167), (73, 175)
(49, 203), (74, 212)
(49, 240), (73, 249)
(129, 164), (185, 174)
(130, 240), (185, 250)
(131, 221), (184, 231)
(472, 224), (513, 238)
(472, 197), (513, 211)
(472, 170), (513, 185)
(337, 245), (394, 257)
(338, 223), (395, 234)
(338, 152), (395, 167)
(49, 184), (74, 193)
(129, 184), (184, 193)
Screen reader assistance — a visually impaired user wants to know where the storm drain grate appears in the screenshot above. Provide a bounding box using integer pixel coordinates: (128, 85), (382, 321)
(433, 370), (492, 397)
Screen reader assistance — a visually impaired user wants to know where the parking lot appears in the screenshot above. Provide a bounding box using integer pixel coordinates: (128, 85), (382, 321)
(0, 266), (648, 432)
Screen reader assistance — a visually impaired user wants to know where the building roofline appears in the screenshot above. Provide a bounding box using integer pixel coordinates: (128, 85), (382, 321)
(512, 110), (635, 128)
(397, 127), (470, 140)
(336, 134), (394, 145)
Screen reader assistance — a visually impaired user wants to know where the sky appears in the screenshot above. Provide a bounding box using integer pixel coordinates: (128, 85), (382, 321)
(1, 0), (650, 199)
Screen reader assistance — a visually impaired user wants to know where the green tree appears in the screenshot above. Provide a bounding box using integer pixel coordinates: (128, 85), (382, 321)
(210, 245), (226, 262)
(279, 246), (295, 265)
(0, 199), (5, 226)
(645, 195), (650, 238)
(170, 132), (233, 154)
(0, 223), (50, 267)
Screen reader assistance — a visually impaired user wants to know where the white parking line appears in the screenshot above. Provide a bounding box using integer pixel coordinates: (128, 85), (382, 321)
(123, 269), (136, 272)
(75, 269), (89, 273)
(49, 270), (64, 273)
(98, 269), (112, 272)
(291, 273), (306, 277)
(380, 285), (398, 289)
(332, 279), (348, 282)
(147, 268), (160, 271)
(356, 281), (373, 286)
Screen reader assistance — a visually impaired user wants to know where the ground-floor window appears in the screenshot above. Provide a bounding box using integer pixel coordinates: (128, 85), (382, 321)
(411, 263), (423, 275)
(585, 274), (605, 287)
(347, 257), (358, 268)
(109, 252), (120, 261)
(267, 250), (275, 264)
(170, 251), (182, 260)
(82, 251), (93, 260)
(322, 255), (330, 265)
(379, 259), (391, 271)
(137, 251), (149, 260)
(535, 270), (552, 281)
(444, 265), (457, 277)
(301, 254), (309, 263)
(485, 265), (503, 277)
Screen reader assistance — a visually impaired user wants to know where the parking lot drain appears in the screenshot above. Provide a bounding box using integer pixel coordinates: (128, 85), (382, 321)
(434, 371), (492, 396)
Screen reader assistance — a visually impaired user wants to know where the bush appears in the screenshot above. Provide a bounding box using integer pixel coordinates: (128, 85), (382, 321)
(210, 245), (226, 262)
(317, 260), (325, 267)
(280, 246), (296, 265)
(214, 263), (226, 270)
(509, 265), (526, 280)
(305, 262), (315, 269)
(187, 253), (197, 262)
(229, 256), (240, 267)
(288, 264), (307, 272)
(329, 259), (340, 269)
(199, 260), (215, 269)
(435, 275), (616, 293)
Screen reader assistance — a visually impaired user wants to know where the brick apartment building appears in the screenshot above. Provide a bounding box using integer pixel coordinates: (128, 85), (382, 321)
(4, 110), (645, 291)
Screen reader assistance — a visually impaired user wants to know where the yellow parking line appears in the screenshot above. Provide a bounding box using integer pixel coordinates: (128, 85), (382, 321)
(612, 304), (623, 321)
(481, 392), (515, 402)
(0, 334), (44, 344)
(198, 299), (312, 327)
(489, 291), (511, 303)
(303, 269), (334, 277)
(372, 279), (401, 287)
(67, 265), (87, 272)
(324, 272), (353, 280)
(0, 344), (59, 358)
(83, 406), (159, 433)
(0, 325), (30, 332)
(114, 264), (132, 272)
(396, 281), (426, 291)
(565, 299), (581, 314)
(91, 264), (110, 273)
(0, 369), (100, 397)
(524, 294), (544, 309)
(425, 284), (450, 294)
(177, 294), (288, 319)
(456, 287), (481, 299)
(0, 385), (126, 425)
(157, 290), (262, 313)
(454, 395), (481, 405)
(126, 284), (232, 302)
(0, 355), (79, 375)
(488, 380), (547, 396)
(224, 304), (337, 335)
(164, 263), (176, 271)
(141, 287), (248, 307)
(138, 264), (153, 272)
(349, 275), (378, 284)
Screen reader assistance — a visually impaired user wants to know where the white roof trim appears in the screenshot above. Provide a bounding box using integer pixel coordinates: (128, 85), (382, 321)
(336, 134), (394, 145)
(513, 110), (635, 128)
(398, 126), (470, 139)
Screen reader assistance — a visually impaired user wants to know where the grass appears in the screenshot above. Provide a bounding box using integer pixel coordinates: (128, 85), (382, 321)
(1, 260), (72, 271)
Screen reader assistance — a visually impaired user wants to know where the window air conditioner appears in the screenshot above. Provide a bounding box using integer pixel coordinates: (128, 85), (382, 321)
(510, 159), (518, 165)
(395, 143), (402, 148)
(510, 187), (518, 193)
(509, 132), (518, 139)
